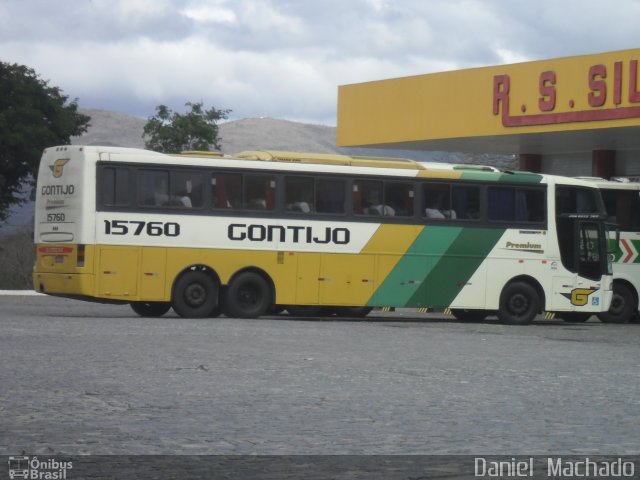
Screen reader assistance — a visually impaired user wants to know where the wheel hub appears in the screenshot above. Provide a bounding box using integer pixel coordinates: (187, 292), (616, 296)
(185, 283), (206, 307)
(509, 294), (529, 314)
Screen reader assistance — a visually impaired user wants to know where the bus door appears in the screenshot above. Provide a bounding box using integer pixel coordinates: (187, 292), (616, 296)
(553, 215), (610, 310)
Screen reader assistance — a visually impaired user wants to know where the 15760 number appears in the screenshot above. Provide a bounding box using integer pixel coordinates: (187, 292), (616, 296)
(104, 220), (180, 237)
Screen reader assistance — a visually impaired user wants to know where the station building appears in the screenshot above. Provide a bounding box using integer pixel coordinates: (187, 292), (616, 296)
(337, 48), (640, 179)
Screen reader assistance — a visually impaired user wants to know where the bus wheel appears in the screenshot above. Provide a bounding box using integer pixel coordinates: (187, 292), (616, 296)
(130, 301), (171, 317)
(598, 283), (634, 324)
(224, 272), (271, 318)
(498, 281), (539, 325)
(451, 309), (487, 322)
(172, 271), (218, 318)
(334, 306), (373, 317)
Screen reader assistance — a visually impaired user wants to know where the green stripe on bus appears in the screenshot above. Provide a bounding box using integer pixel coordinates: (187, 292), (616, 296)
(368, 226), (505, 308)
(367, 226), (463, 307)
(406, 227), (505, 307)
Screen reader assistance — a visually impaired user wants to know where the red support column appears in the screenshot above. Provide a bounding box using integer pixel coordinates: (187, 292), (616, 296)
(519, 154), (542, 172)
(592, 150), (616, 179)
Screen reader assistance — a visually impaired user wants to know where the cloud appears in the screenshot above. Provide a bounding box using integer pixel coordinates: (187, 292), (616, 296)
(1, 0), (640, 125)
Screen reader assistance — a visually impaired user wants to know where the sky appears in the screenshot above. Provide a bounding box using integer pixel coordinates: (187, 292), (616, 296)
(2, 0), (640, 125)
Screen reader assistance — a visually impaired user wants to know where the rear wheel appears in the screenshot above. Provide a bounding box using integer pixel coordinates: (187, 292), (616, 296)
(172, 271), (218, 318)
(130, 301), (171, 317)
(224, 272), (271, 318)
(498, 281), (540, 325)
(598, 283), (635, 324)
(451, 309), (487, 322)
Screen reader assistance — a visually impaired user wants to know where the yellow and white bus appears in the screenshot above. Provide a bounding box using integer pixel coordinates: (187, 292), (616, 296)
(33, 146), (614, 324)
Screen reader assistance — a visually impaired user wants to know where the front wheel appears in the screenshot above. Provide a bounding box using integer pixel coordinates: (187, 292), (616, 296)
(224, 272), (271, 318)
(498, 281), (540, 325)
(598, 283), (635, 324)
(130, 301), (172, 317)
(172, 271), (218, 318)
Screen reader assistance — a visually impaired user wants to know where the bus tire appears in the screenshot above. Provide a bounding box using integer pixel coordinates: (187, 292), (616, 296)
(598, 283), (635, 324)
(172, 271), (219, 318)
(130, 301), (172, 317)
(451, 309), (487, 322)
(224, 272), (271, 318)
(498, 281), (539, 325)
(334, 306), (373, 317)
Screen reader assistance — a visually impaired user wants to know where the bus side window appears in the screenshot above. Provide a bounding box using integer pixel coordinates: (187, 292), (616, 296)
(353, 180), (388, 216)
(212, 173), (241, 209)
(602, 189), (640, 232)
(244, 175), (276, 210)
(520, 189), (545, 222)
(385, 182), (413, 217)
(556, 187), (599, 215)
(285, 176), (314, 213)
(423, 183), (455, 219)
(170, 171), (203, 208)
(138, 170), (169, 207)
(617, 191), (633, 231)
(452, 185), (480, 220)
(316, 179), (345, 214)
(101, 166), (130, 207)
(488, 187), (514, 221)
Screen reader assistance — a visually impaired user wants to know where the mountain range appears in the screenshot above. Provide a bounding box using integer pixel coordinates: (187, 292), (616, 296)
(1, 109), (516, 234)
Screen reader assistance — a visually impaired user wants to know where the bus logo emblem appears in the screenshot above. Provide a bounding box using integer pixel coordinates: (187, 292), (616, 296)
(562, 288), (597, 306)
(49, 158), (69, 178)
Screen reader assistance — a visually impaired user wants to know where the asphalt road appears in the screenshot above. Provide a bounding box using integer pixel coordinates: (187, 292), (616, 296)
(1, 294), (639, 456)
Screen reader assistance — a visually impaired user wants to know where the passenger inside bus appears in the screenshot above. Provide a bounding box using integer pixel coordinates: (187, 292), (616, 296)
(285, 178), (313, 213)
(424, 191), (456, 219)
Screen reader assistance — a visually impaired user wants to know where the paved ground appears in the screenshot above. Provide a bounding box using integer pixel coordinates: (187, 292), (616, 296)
(1, 295), (639, 456)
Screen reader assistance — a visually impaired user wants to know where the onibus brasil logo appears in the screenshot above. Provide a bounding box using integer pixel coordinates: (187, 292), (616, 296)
(8, 456), (73, 479)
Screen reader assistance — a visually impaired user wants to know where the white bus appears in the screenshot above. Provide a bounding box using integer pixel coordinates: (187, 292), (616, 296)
(569, 178), (640, 323)
(33, 146), (613, 324)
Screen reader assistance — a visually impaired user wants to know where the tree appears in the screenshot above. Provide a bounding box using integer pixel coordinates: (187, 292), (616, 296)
(143, 102), (231, 154)
(0, 61), (90, 221)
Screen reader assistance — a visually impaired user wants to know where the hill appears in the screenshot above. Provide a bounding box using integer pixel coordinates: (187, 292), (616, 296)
(71, 109), (516, 167)
(0, 109), (516, 234)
